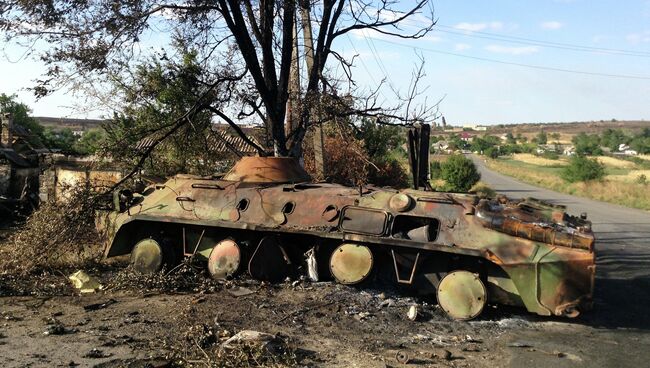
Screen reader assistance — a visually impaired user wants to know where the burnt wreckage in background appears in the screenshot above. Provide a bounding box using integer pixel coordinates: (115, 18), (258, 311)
(101, 125), (595, 320)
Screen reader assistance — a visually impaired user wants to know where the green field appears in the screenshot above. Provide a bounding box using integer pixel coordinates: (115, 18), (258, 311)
(487, 156), (650, 211)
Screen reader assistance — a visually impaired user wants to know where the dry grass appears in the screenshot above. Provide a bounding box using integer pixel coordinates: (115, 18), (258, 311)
(486, 159), (650, 211)
(0, 188), (105, 274)
(638, 155), (650, 162)
(607, 170), (650, 182)
(590, 156), (637, 169)
(511, 153), (567, 167)
(469, 181), (496, 198)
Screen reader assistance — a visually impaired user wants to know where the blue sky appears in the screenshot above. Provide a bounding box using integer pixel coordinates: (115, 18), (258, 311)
(2, 0), (650, 125)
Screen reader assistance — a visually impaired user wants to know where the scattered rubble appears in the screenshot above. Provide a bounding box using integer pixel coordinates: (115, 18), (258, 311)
(83, 299), (117, 311)
(69, 270), (103, 293)
(83, 348), (112, 359)
(395, 350), (410, 364)
(226, 286), (256, 297)
(43, 318), (78, 336)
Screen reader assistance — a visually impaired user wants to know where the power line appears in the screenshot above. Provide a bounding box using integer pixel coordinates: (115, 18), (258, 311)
(435, 24), (650, 57)
(361, 30), (397, 89)
(434, 28), (650, 57)
(371, 37), (650, 80)
(345, 34), (392, 102)
(346, 34), (381, 86)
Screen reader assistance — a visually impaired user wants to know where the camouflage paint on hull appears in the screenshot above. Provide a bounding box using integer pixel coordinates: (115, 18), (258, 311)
(102, 161), (595, 318)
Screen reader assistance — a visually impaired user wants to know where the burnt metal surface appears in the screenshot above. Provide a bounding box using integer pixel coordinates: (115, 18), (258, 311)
(329, 243), (374, 284)
(102, 156), (596, 319)
(207, 239), (241, 280)
(437, 270), (487, 320)
(221, 156), (311, 183)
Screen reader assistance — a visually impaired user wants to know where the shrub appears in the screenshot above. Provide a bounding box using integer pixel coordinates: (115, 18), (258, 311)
(1, 187), (104, 274)
(572, 133), (603, 155)
(561, 156), (605, 183)
(541, 151), (559, 160)
(469, 181), (496, 198)
(368, 158), (409, 188)
(430, 161), (442, 180)
(441, 154), (481, 192)
(484, 147), (499, 159)
(637, 174), (647, 185)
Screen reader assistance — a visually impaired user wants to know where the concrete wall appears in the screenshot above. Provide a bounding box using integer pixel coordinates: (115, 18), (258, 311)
(40, 166), (124, 202)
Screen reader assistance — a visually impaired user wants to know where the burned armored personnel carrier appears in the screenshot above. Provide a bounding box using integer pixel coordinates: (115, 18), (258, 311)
(102, 155), (595, 320)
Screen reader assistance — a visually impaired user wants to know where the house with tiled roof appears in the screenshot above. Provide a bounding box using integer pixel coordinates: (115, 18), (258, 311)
(0, 114), (46, 203)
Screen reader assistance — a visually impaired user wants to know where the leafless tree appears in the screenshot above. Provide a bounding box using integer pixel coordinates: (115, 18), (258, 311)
(1, 0), (437, 157)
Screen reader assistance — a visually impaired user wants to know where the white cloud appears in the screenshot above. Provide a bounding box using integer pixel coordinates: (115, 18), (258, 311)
(541, 21), (563, 30)
(485, 45), (540, 55)
(626, 31), (650, 43)
(454, 43), (471, 51)
(454, 21), (503, 32)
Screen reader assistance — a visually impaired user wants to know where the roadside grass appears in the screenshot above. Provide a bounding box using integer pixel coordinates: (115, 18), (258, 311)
(607, 170), (650, 183)
(512, 153), (567, 167)
(590, 156), (637, 169)
(487, 157), (650, 211)
(469, 181), (496, 198)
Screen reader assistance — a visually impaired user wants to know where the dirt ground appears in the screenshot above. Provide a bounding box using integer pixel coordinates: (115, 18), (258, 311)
(3, 160), (650, 368)
(2, 259), (649, 368)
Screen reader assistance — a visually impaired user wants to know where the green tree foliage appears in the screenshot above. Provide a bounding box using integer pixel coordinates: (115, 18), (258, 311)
(430, 161), (442, 180)
(550, 132), (561, 142)
(73, 129), (106, 155)
(2, 0), (434, 157)
(447, 133), (468, 150)
(600, 128), (629, 151)
(629, 128), (650, 154)
(561, 156), (605, 183)
(355, 119), (408, 188)
(470, 135), (499, 153)
(441, 154), (481, 192)
(42, 128), (77, 153)
(104, 50), (231, 176)
(572, 133), (603, 155)
(499, 143), (536, 155)
(484, 147), (499, 159)
(533, 130), (547, 145)
(540, 151), (559, 160)
(0, 93), (44, 146)
(368, 157), (409, 188)
(0, 93), (103, 155)
(356, 119), (404, 158)
(505, 132), (517, 144)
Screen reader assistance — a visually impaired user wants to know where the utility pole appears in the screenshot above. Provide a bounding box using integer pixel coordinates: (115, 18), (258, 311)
(299, 0), (325, 177)
(285, 14), (301, 142)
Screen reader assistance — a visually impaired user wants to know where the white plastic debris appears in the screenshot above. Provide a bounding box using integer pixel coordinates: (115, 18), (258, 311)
(306, 247), (319, 282)
(407, 305), (418, 321)
(222, 330), (278, 348)
(68, 270), (102, 293)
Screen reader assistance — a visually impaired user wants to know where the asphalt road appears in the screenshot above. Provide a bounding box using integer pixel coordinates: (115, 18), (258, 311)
(470, 155), (650, 330)
(469, 155), (650, 367)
